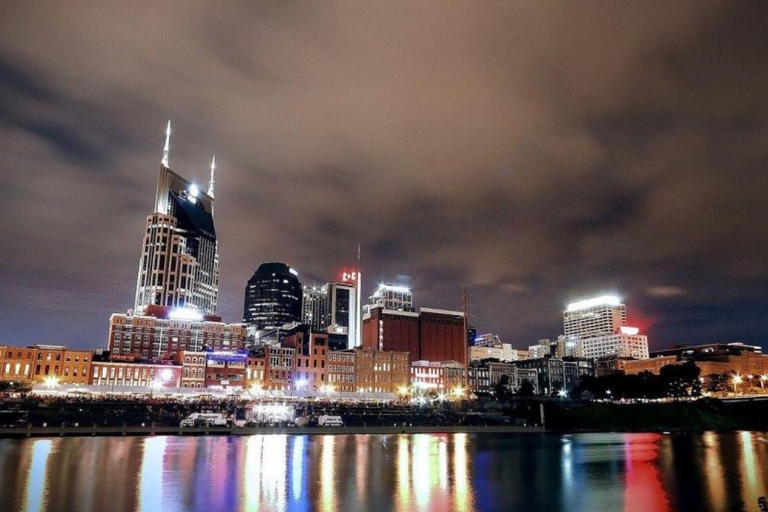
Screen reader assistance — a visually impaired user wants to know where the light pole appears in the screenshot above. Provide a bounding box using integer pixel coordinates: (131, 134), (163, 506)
(732, 374), (742, 394)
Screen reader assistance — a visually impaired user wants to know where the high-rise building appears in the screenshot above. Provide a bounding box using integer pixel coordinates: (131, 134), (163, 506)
(576, 330), (649, 360)
(564, 295), (648, 360)
(327, 282), (359, 349)
(368, 283), (414, 311)
(243, 262), (303, 331)
(563, 295), (626, 338)
(301, 284), (329, 331)
(134, 122), (219, 315)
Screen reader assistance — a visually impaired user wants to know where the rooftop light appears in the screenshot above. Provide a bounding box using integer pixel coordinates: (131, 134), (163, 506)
(566, 295), (621, 312)
(169, 308), (204, 321)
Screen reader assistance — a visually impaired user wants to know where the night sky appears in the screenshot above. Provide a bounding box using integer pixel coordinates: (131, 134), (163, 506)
(1, 1), (766, 351)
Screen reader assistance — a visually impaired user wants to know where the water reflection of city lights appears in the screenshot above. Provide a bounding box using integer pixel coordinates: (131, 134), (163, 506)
(263, 435), (287, 510)
(397, 435), (411, 510)
(321, 436), (336, 512)
(739, 431), (764, 508)
(243, 435), (263, 511)
(453, 434), (474, 512)
(292, 436), (305, 502)
(413, 435), (431, 508)
(438, 439), (448, 491)
(561, 436), (573, 496)
(355, 435), (369, 504)
(138, 437), (167, 512)
(22, 439), (52, 512)
(703, 431), (725, 511)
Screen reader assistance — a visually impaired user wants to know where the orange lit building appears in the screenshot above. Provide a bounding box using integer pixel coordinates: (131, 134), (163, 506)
(353, 348), (410, 394)
(0, 345), (36, 382)
(410, 360), (465, 394)
(284, 331), (329, 391)
(623, 356), (678, 376)
(246, 352), (267, 388)
(0, 345), (91, 385)
(623, 343), (768, 377)
(60, 349), (92, 385)
(326, 350), (355, 392)
(177, 351), (207, 388)
(263, 345), (295, 390)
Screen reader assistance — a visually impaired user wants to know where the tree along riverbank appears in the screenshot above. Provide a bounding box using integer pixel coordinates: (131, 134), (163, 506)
(544, 397), (768, 432)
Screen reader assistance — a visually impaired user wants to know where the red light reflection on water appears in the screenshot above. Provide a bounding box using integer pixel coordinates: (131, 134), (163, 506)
(623, 433), (669, 512)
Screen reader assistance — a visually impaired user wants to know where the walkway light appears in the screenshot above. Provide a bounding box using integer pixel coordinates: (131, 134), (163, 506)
(732, 374), (742, 394)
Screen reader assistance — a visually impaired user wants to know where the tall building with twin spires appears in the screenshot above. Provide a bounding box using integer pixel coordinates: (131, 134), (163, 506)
(133, 122), (220, 315)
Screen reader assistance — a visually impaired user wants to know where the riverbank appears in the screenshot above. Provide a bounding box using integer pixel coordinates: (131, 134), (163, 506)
(544, 396), (768, 432)
(0, 424), (545, 438)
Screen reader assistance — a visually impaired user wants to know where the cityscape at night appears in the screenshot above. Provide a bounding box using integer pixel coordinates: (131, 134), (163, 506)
(1, 2), (767, 511)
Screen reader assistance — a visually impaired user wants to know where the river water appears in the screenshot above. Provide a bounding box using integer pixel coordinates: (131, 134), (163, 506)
(0, 432), (766, 512)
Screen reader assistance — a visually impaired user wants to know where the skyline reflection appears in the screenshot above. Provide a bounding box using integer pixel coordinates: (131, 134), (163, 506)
(0, 432), (765, 511)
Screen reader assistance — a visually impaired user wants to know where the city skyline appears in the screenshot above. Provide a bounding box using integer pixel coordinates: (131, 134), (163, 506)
(1, 2), (767, 350)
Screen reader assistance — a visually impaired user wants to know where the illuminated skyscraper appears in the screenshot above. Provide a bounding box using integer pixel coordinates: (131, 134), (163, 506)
(243, 262), (303, 330)
(563, 295), (626, 338)
(564, 295), (648, 360)
(368, 283), (414, 311)
(327, 282), (359, 349)
(301, 284), (330, 331)
(134, 122), (219, 315)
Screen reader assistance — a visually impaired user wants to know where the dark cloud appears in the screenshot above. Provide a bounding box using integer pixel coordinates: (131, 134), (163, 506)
(0, 1), (766, 349)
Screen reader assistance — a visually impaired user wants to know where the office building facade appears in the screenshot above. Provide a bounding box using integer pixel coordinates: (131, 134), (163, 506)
(301, 285), (329, 331)
(368, 283), (414, 311)
(243, 262), (303, 330)
(135, 127), (219, 315)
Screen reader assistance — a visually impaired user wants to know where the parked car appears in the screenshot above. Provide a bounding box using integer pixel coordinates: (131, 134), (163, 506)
(317, 415), (344, 427)
(180, 413), (228, 427)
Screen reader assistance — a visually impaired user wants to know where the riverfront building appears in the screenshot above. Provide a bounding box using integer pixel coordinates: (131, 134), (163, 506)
(0, 345), (92, 385)
(623, 342), (767, 377)
(468, 359), (539, 395)
(410, 360), (466, 394)
(514, 357), (594, 396)
(90, 359), (182, 388)
(362, 305), (468, 365)
(107, 305), (248, 359)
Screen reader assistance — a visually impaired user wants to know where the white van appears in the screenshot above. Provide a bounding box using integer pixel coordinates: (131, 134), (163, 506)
(180, 413), (228, 427)
(317, 415), (344, 427)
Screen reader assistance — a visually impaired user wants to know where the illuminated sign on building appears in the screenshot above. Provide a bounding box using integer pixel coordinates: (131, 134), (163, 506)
(341, 271), (359, 284)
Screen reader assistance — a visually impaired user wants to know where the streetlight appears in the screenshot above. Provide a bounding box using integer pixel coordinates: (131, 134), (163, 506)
(558, 389), (568, 399)
(732, 374), (742, 394)
(44, 376), (59, 390)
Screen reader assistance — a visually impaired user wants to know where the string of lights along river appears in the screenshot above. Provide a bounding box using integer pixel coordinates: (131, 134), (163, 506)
(0, 432), (766, 512)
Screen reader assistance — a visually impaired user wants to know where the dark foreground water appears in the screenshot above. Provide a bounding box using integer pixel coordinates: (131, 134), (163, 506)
(0, 432), (766, 512)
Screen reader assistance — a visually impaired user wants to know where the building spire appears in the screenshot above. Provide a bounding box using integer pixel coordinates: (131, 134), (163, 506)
(208, 155), (216, 197)
(161, 120), (171, 167)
